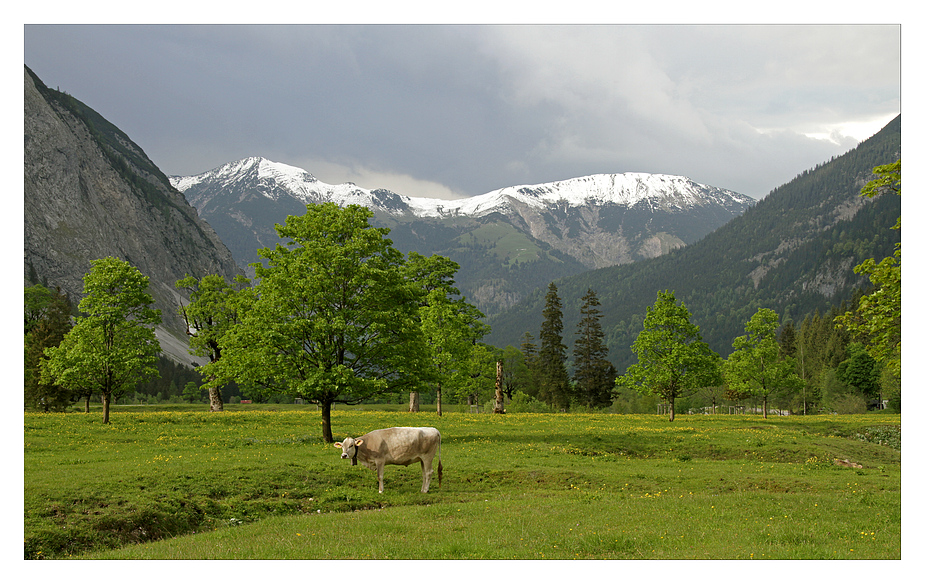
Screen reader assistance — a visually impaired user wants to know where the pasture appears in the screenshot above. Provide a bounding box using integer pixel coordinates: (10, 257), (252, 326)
(24, 406), (900, 559)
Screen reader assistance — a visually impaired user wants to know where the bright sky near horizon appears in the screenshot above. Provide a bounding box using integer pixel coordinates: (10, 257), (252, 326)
(23, 16), (901, 202)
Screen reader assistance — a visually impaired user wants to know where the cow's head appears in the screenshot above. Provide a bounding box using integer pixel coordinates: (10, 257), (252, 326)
(334, 437), (364, 466)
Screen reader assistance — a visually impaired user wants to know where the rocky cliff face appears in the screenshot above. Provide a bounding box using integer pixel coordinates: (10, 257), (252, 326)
(23, 66), (242, 365)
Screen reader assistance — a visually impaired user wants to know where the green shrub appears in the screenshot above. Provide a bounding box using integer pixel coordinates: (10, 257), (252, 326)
(506, 391), (555, 413)
(830, 392), (868, 414)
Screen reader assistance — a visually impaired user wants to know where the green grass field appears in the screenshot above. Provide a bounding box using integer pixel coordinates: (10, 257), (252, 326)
(24, 406), (900, 560)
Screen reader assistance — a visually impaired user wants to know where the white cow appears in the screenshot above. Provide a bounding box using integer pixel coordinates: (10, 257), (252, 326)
(334, 427), (442, 493)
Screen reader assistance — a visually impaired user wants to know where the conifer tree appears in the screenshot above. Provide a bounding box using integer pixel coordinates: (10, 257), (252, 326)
(778, 321), (797, 359)
(573, 288), (616, 409)
(520, 331), (540, 398)
(538, 282), (571, 410)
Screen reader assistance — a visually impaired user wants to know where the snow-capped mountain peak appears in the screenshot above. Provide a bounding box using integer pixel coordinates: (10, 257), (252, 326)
(171, 157), (401, 213)
(171, 157), (752, 220)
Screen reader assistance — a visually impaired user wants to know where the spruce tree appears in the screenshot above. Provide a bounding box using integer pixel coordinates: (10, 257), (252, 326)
(520, 331), (540, 398)
(573, 288), (616, 409)
(538, 282), (571, 410)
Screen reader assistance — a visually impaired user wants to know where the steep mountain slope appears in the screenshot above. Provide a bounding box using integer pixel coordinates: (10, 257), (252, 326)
(486, 116), (901, 371)
(173, 158), (752, 314)
(23, 66), (243, 365)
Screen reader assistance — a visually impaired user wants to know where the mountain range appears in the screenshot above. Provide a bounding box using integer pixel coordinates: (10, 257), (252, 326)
(172, 158), (753, 314)
(485, 115), (901, 371)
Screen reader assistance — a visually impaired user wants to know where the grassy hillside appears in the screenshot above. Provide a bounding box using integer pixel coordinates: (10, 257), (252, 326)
(487, 116), (901, 371)
(25, 407), (899, 559)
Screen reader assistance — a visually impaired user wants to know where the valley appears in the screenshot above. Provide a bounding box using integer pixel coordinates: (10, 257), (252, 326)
(23, 61), (901, 400)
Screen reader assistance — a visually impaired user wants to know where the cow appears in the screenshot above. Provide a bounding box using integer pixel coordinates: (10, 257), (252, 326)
(334, 427), (442, 493)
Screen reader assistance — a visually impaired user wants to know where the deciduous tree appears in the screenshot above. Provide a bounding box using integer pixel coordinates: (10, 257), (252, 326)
(419, 287), (488, 416)
(836, 343), (881, 404)
(452, 343), (502, 409)
(724, 308), (802, 418)
(616, 290), (720, 421)
(501, 345), (528, 402)
(837, 159), (900, 382)
(42, 258), (161, 423)
(24, 286), (73, 411)
(176, 274), (250, 412)
(204, 204), (430, 442)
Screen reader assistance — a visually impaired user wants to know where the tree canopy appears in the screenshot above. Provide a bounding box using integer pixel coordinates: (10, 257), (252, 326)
(42, 257), (161, 423)
(538, 282), (571, 410)
(24, 285), (73, 411)
(616, 290), (720, 421)
(573, 288), (617, 409)
(204, 203), (459, 441)
(176, 273), (249, 411)
(419, 286), (489, 415)
(724, 308), (802, 418)
(837, 159), (900, 381)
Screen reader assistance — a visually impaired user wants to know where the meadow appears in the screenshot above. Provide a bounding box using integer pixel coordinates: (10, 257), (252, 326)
(24, 406), (900, 560)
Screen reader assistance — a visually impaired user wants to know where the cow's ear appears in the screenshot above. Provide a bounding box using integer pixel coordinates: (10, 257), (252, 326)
(355, 439), (364, 447)
(333, 442), (342, 448)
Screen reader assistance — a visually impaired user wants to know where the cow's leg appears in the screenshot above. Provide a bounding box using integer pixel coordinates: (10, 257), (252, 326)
(377, 463), (385, 493)
(421, 459), (434, 493)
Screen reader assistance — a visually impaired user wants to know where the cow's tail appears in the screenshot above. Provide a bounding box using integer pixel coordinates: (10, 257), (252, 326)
(437, 433), (443, 488)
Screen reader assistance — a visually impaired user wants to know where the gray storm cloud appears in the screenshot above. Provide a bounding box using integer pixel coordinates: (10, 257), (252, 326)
(24, 24), (899, 200)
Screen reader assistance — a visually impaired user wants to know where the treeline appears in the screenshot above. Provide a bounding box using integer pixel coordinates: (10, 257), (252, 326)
(492, 285), (898, 417)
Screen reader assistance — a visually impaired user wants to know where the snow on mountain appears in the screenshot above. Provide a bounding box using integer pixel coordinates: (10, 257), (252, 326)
(170, 156), (755, 315)
(414, 172), (753, 218)
(171, 157), (753, 219)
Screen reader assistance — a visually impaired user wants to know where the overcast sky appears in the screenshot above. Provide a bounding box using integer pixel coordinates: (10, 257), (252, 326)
(23, 22), (900, 200)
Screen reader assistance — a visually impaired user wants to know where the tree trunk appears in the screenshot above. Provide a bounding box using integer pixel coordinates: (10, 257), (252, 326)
(321, 400), (334, 443)
(102, 392), (111, 424)
(493, 361), (505, 413)
(208, 383), (224, 412)
(436, 382), (442, 417)
(763, 395), (768, 419)
(84, 394), (90, 413)
(409, 391), (420, 412)
(668, 397), (675, 422)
